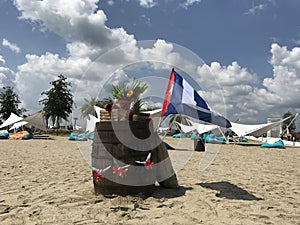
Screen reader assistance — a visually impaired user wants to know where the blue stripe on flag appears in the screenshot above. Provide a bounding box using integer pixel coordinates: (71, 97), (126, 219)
(162, 69), (231, 128)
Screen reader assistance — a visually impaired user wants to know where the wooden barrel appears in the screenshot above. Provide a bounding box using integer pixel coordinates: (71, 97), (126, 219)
(92, 120), (158, 196)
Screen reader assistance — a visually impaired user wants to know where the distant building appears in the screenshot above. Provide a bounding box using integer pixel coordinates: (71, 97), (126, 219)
(267, 117), (282, 138)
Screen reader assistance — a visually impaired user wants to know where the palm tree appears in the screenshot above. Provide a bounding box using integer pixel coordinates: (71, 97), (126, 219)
(80, 97), (113, 118)
(80, 97), (99, 119)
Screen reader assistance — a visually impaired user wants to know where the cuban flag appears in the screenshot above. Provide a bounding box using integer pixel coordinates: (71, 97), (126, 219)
(161, 68), (231, 128)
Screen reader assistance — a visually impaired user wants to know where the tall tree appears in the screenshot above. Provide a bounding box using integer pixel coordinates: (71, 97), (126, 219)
(282, 111), (296, 134)
(40, 75), (73, 127)
(0, 86), (26, 120)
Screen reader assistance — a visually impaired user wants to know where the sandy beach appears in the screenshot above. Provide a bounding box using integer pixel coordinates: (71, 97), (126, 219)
(0, 136), (299, 225)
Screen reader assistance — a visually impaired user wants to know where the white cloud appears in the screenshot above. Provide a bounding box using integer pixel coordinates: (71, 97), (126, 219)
(196, 61), (260, 121)
(0, 66), (16, 88)
(244, 3), (266, 15)
(138, 0), (157, 8)
(15, 51), (92, 112)
(181, 0), (202, 9)
(263, 43), (300, 108)
(2, 38), (21, 53)
(0, 55), (6, 65)
(195, 44), (300, 123)
(0, 54), (15, 88)
(13, 0), (135, 50)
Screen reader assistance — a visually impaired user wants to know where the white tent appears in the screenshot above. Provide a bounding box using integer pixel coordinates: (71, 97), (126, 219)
(9, 121), (28, 131)
(0, 113), (23, 129)
(230, 115), (292, 137)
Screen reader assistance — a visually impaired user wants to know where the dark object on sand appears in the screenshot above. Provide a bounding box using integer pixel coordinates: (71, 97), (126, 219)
(194, 139), (205, 152)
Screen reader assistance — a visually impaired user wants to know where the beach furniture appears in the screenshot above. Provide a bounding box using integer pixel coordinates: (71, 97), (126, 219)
(0, 130), (9, 139)
(261, 139), (285, 149)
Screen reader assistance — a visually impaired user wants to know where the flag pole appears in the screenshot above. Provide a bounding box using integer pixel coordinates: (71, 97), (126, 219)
(217, 126), (227, 142)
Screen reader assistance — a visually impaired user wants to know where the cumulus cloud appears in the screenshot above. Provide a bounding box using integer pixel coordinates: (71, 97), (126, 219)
(15, 51), (92, 112)
(263, 43), (300, 108)
(13, 0), (135, 50)
(0, 66), (16, 89)
(195, 44), (300, 123)
(2, 38), (21, 53)
(138, 0), (157, 8)
(0, 54), (15, 88)
(196, 61), (260, 121)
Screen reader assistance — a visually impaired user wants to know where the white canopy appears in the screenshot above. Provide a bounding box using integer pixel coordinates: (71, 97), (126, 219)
(85, 114), (99, 133)
(9, 121), (29, 131)
(0, 110), (48, 131)
(142, 108), (162, 130)
(176, 120), (219, 134)
(0, 113), (23, 129)
(142, 108), (162, 118)
(23, 110), (47, 131)
(230, 116), (292, 137)
(93, 105), (104, 120)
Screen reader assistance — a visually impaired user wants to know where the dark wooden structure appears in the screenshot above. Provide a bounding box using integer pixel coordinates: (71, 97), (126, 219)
(92, 120), (159, 196)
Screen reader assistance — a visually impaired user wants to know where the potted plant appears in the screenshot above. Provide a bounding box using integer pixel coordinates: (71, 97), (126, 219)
(131, 98), (144, 121)
(111, 79), (148, 120)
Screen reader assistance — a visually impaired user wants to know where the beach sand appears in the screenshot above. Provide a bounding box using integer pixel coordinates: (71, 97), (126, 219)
(0, 137), (299, 225)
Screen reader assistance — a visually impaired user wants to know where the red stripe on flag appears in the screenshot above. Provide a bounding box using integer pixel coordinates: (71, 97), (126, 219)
(161, 68), (175, 116)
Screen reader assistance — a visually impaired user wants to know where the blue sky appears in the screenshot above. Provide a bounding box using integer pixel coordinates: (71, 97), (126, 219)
(0, 0), (299, 128)
(102, 0), (298, 76)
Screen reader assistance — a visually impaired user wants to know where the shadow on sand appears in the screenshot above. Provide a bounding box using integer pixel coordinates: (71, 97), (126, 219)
(197, 181), (263, 201)
(151, 185), (193, 199)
